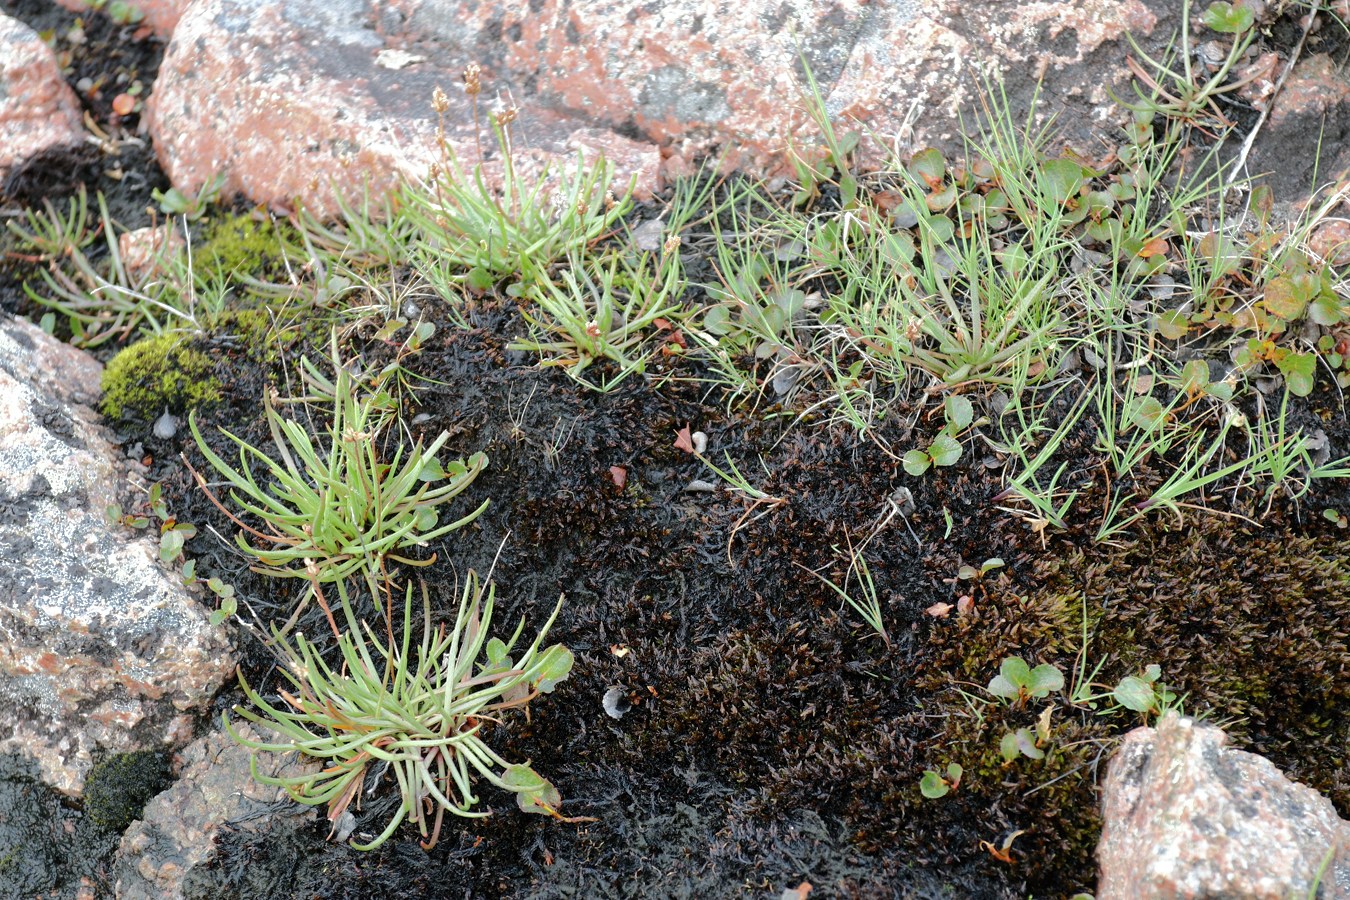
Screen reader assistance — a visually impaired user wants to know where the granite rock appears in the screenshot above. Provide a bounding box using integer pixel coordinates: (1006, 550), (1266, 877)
(146, 0), (661, 218)
(115, 721), (318, 900)
(0, 12), (85, 183)
(1098, 713), (1350, 899)
(0, 316), (235, 797)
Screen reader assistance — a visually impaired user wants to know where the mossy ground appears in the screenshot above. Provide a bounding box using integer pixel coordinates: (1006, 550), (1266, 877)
(3, 2), (1350, 899)
(159, 297), (1350, 899)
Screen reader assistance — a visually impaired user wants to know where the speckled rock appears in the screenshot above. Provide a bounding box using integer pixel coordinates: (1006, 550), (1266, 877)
(1251, 50), (1350, 198)
(0, 316), (235, 797)
(114, 721), (318, 900)
(0, 12), (85, 182)
(386, 0), (1165, 174)
(146, 0), (661, 218)
(1098, 713), (1350, 899)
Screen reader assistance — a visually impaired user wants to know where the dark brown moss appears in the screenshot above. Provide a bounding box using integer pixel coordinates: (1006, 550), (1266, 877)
(1040, 521), (1350, 811)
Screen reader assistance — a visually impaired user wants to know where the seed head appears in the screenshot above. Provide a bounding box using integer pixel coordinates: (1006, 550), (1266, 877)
(663, 234), (681, 255)
(494, 104), (518, 126)
(462, 63), (482, 97)
(432, 85), (450, 113)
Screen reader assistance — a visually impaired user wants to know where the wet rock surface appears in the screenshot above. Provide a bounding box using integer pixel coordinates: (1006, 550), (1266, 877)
(0, 316), (235, 796)
(115, 722), (319, 900)
(1098, 713), (1350, 899)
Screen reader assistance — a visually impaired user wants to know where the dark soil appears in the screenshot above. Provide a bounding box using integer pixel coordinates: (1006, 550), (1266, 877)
(0, 0), (169, 333)
(4, 3), (1350, 900)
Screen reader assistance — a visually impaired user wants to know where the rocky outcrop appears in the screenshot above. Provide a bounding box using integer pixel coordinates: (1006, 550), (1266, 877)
(0, 316), (235, 797)
(1098, 713), (1350, 899)
(115, 721), (318, 900)
(0, 13), (85, 182)
(146, 0), (661, 218)
(143, 0), (1173, 219)
(386, 0), (1161, 172)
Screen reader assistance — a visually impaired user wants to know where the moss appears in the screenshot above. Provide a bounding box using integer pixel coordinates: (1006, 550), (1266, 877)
(890, 517), (1350, 893)
(100, 333), (222, 421)
(206, 308), (289, 364)
(82, 751), (171, 832)
(197, 211), (296, 282)
(906, 576), (1110, 895)
(1038, 520), (1350, 812)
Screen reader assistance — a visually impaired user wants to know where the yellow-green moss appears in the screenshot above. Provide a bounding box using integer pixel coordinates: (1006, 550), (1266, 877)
(198, 211), (296, 281)
(100, 333), (221, 421)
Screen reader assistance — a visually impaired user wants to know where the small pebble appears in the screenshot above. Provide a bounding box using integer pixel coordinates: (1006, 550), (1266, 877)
(685, 479), (717, 493)
(152, 410), (178, 439)
(631, 218), (666, 252)
(692, 431), (707, 454)
(332, 810), (357, 842)
(602, 686), (631, 720)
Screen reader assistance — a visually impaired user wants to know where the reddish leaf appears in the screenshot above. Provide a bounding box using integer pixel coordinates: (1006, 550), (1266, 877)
(674, 426), (696, 455)
(925, 602), (953, 618)
(1137, 237), (1170, 258)
(111, 93), (137, 116)
(609, 465), (627, 489)
(871, 190), (905, 214)
(655, 318), (688, 349)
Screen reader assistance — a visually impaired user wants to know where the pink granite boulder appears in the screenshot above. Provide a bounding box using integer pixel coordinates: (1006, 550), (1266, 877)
(384, 0), (1165, 173)
(0, 12), (85, 184)
(1098, 713), (1350, 899)
(146, 0), (661, 218)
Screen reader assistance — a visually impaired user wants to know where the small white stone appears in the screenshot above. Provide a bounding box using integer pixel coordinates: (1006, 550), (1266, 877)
(602, 686), (630, 720)
(152, 409), (178, 440)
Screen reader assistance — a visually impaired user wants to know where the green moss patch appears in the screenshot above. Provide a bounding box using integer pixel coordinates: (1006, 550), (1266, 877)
(100, 332), (222, 421)
(1044, 522), (1350, 809)
(82, 751), (172, 832)
(197, 212), (296, 282)
(902, 518), (1350, 890)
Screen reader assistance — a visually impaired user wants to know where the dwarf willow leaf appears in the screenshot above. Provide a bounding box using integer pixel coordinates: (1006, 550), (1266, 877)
(1025, 663), (1065, 698)
(945, 394), (974, 431)
(903, 449), (932, 477)
(920, 770), (950, 799)
(929, 433), (963, 467)
(1201, 1), (1254, 33)
(533, 644), (575, 692)
(1113, 676), (1157, 713)
(1277, 351), (1316, 397)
